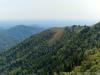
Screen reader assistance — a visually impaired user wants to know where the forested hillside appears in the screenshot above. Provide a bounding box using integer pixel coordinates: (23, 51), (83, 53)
(0, 22), (100, 75)
(0, 25), (44, 51)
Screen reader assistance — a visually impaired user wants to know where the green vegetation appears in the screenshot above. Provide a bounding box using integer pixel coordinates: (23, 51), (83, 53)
(0, 25), (44, 51)
(0, 22), (100, 75)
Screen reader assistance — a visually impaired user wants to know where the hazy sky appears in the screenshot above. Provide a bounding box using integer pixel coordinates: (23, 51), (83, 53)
(0, 0), (100, 21)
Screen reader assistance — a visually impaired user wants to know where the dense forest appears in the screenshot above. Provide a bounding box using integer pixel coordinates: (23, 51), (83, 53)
(0, 22), (100, 75)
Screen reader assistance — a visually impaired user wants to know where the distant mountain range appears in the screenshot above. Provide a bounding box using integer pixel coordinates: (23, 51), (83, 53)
(0, 25), (44, 51)
(0, 22), (100, 75)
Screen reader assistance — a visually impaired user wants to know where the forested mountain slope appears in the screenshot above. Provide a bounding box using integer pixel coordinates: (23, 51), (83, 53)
(0, 22), (100, 75)
(0, 25), (44, 51)
(55, 48), (100, 75)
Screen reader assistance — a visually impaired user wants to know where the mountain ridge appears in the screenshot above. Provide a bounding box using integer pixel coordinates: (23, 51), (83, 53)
(0, 25), (44, 51)
(0, 22), (100, 75)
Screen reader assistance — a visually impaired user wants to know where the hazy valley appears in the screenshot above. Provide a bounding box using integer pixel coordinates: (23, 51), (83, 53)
(0, 25), (44, 51)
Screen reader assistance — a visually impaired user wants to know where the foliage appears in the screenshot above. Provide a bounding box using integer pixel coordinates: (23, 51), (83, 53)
(0, 22), (100, 75)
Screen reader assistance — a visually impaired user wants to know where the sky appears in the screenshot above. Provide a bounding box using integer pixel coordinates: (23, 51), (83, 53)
(0, 0), (100, 27)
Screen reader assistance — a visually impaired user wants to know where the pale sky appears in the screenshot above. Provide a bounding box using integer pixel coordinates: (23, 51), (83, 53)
(0, 0), (100, 21)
